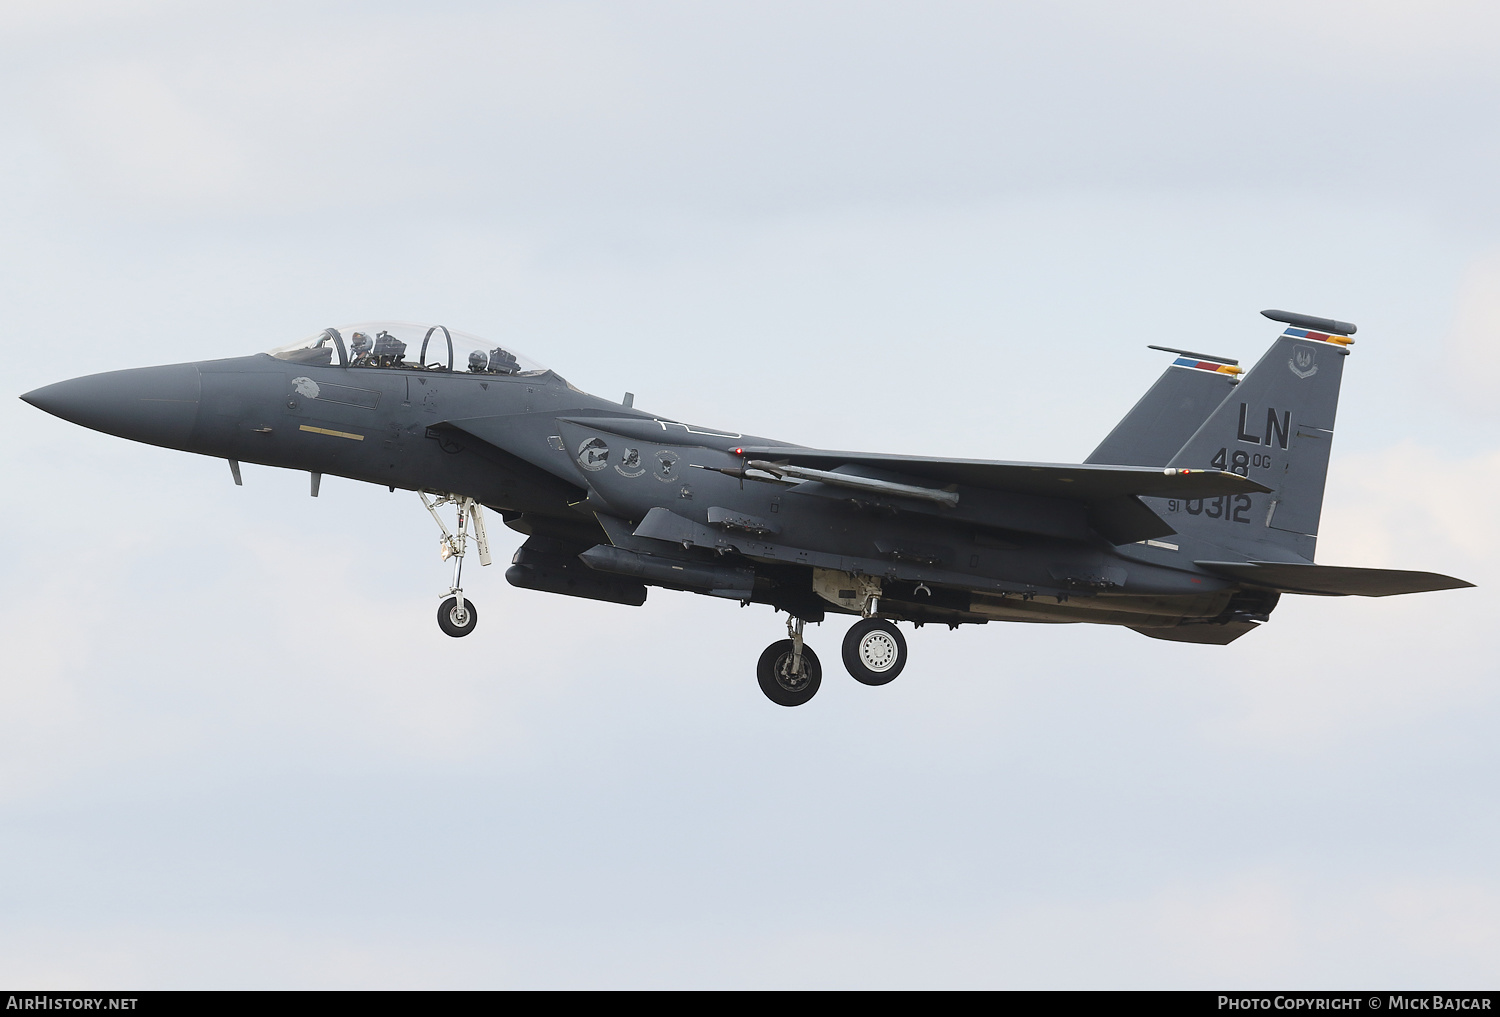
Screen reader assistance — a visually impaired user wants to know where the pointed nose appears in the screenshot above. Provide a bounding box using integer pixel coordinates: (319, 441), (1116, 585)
(22, 363), (201, 449)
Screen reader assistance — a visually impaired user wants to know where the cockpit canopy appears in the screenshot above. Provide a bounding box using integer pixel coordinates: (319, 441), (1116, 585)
(268, 322), (549, 377)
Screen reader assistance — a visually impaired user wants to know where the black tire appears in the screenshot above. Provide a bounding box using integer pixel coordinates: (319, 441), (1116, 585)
(756, 639), (822, 707)
(437, 596), (478, 638)
(842, 618), (906, 685)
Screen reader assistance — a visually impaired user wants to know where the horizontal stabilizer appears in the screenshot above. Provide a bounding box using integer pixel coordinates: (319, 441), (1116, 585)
(732, 447), (1271, 501)
(1194, 560), (1474, 597)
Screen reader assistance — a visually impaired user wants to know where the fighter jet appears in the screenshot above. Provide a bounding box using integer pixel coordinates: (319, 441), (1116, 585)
(21, 311), (1472, 706)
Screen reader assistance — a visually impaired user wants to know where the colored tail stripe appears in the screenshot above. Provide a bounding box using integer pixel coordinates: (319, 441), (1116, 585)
(1172, 356), (1243, 375)
(1282, 327), (1354, 346)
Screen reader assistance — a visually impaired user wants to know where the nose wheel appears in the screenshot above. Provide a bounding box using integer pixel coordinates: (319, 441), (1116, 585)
(842, 618), (907, 685)
(438, 596), (478, 637)
(420, 491), (492, 638)
(757, 615), (821, 706)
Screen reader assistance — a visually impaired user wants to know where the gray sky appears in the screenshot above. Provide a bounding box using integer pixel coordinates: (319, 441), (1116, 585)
(1, 0), (1496, 988)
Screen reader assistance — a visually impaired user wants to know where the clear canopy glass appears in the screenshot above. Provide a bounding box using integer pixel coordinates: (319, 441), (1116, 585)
(268, 322), (549, 377)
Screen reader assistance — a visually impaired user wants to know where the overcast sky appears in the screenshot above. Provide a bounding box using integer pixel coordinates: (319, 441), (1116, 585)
(1, 0), (1497, 988)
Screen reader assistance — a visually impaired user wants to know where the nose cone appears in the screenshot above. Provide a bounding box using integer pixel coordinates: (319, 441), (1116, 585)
(22, 363), (201, 450)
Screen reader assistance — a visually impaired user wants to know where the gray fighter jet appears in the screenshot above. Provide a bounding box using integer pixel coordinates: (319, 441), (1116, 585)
(21, 311), (1472, 706)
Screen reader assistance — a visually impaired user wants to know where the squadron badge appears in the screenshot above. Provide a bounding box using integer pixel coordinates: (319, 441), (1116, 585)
(653, 449), (680, 482)
(1289, 345), (1318, 379)
(576, 436), (610, 471)
(615, 447), (646, 478)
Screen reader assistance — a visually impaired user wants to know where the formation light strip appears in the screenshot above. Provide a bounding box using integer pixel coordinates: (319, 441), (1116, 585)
(299, 424), (365, 441)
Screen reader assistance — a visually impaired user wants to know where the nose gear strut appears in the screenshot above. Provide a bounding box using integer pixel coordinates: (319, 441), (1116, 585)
(419, 491), (492, 637)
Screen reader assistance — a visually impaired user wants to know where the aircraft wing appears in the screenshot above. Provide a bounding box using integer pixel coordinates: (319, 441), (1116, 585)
(731, 446), (1271, 500)
(1193, 560), (1474, 597)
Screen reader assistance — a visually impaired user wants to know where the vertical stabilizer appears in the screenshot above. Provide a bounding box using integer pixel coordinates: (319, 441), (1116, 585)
(1086, 347), (1241, 467)
(1156, 315), (1354, 561)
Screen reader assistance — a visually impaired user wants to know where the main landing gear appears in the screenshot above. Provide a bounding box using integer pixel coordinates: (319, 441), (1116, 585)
(756, 606), (911, 706)
(420, 491), (491, 638)
(757, 615), (822, 707)
(842, 617), (907, 685)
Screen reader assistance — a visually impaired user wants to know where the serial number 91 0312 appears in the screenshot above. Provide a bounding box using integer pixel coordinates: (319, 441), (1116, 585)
(1167, 494), (1253, 523)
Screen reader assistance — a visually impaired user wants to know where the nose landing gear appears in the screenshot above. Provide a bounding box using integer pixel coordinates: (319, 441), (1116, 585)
(438, 596), (478, 637)
(757, 615), (822, 706)
(420, 491), (491, 638)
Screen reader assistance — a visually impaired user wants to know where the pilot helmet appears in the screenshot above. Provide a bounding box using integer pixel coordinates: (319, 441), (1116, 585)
(350, 332), (372, 353)
(468, 349), (489, 372)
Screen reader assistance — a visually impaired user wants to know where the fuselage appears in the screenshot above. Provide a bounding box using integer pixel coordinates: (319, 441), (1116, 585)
(23, 350), (1252, 630)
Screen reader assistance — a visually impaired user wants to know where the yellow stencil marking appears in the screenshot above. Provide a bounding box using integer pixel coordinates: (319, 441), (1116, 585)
(299, 424), (364, 441)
